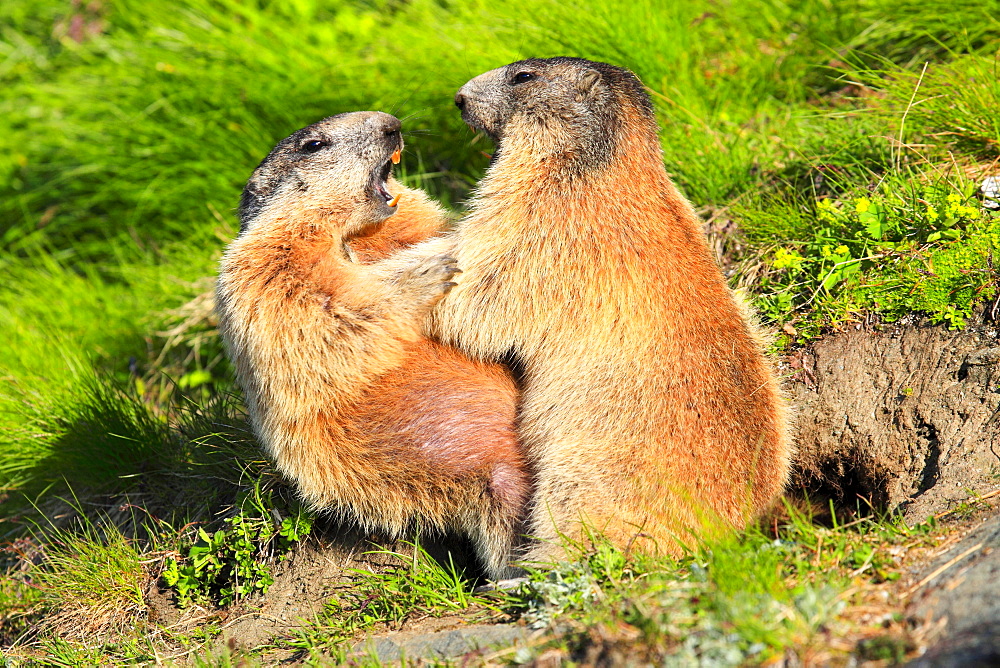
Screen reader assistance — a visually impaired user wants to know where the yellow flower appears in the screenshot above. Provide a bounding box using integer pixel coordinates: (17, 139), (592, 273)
(834, 245), (850, 256)
(954, 205), (979, 219)
(821, 245), (833, 258)
(925, 206), (939, 221)
(773, 248), (804, 271)
(946, 193), (961, 204)
(854, 197), (872, 213)
(816, 199), (839, 223)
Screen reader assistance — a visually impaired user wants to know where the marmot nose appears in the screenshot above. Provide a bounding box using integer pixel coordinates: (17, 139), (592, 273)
(454, 92), (466, 112)
(371, 113), (401, 135)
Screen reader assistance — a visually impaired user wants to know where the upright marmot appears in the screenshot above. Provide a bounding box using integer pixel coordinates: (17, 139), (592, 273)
(420, 58), (791, 560)
(216, 112), (530, 578)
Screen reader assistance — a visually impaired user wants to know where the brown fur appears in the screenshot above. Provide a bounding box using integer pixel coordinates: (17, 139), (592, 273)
(216, 112), (530, 578)
(421, 58), (792, 561)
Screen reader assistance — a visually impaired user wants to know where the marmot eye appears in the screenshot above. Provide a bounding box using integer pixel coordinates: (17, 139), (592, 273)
(512, 71), (536, 84)
(300, 139), (327, 154)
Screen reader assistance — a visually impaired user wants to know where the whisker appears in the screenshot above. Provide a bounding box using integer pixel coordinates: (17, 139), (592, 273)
(400, 109), (433, 124)
(388, 73), (431, 118)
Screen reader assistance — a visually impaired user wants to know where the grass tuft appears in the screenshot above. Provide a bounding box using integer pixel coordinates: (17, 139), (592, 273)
(31, 518), (149, 643)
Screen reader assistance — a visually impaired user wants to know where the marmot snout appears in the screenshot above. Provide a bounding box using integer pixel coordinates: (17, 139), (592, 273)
(217, 112), (531, 579)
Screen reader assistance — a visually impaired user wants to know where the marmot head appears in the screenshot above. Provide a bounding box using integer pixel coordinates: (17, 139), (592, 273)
(238, 111), (404, 239)
(454, 57), (656, 170)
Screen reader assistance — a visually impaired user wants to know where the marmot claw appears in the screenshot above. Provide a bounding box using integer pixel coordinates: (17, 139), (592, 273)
(398, 253), (462, 304)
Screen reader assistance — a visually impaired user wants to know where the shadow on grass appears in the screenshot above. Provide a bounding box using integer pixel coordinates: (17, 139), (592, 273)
(5, 379), (258, 530)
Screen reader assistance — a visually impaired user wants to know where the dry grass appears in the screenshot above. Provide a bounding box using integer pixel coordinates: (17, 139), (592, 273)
(30, 522), (152, 643)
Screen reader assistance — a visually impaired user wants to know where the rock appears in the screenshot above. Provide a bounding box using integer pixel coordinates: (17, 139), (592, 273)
(981, 176), (1000, 210)
(353, 623), (528, 662)
(786, 316), (1000, 520)
(907, 514), (1000, 666)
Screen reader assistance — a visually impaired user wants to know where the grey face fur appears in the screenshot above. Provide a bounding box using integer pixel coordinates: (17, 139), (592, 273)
(238, 111), (403, 234)
(454, 57), (654, 168)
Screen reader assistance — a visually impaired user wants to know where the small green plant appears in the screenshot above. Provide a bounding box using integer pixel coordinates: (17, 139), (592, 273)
(931, 304), (967, 330)
(940, 489), (992, 520)
(175, 622), (223, 649)
(514, 535), (642, 630)
(843, 542), (901, 582)
(751, 179), (999, 342)
(163, 485), (313, 608)
(856, 634), (911, 663)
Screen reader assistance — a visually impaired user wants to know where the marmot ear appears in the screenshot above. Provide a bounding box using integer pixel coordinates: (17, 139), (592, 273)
(575, 69), (602, 101)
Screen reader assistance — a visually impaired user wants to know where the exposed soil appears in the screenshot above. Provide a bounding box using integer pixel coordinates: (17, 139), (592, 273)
(786, 314), (1000, 521)
(781, 313), (1000, 664)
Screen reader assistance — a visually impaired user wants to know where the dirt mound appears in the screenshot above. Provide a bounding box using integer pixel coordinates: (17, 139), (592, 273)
(786, 315), (1000, 520)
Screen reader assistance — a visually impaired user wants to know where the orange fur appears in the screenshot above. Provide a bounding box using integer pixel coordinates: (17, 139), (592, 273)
(422, 60), (791, 561)
(217, 114), (530, 578)
(349, 186), (452, 263)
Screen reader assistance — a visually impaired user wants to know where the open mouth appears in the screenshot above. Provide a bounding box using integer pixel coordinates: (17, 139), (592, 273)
(372, 147), (402, 208)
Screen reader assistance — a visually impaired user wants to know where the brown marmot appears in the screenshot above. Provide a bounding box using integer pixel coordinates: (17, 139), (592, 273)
(418, 58), (791, 561)
(215, 111), (530, 578)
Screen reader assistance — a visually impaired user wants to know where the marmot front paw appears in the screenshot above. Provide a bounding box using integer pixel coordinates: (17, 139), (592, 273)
(396, 254), (462, 306)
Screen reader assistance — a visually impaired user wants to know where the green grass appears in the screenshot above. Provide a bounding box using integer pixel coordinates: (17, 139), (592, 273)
(0, 245), (229, 498)
(497, 507), (936, 665)
(3, 0), (997, 256)
(31, 520), (148, 641)
(1, 0), (999, 662)
(0, 509), (158, 665)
